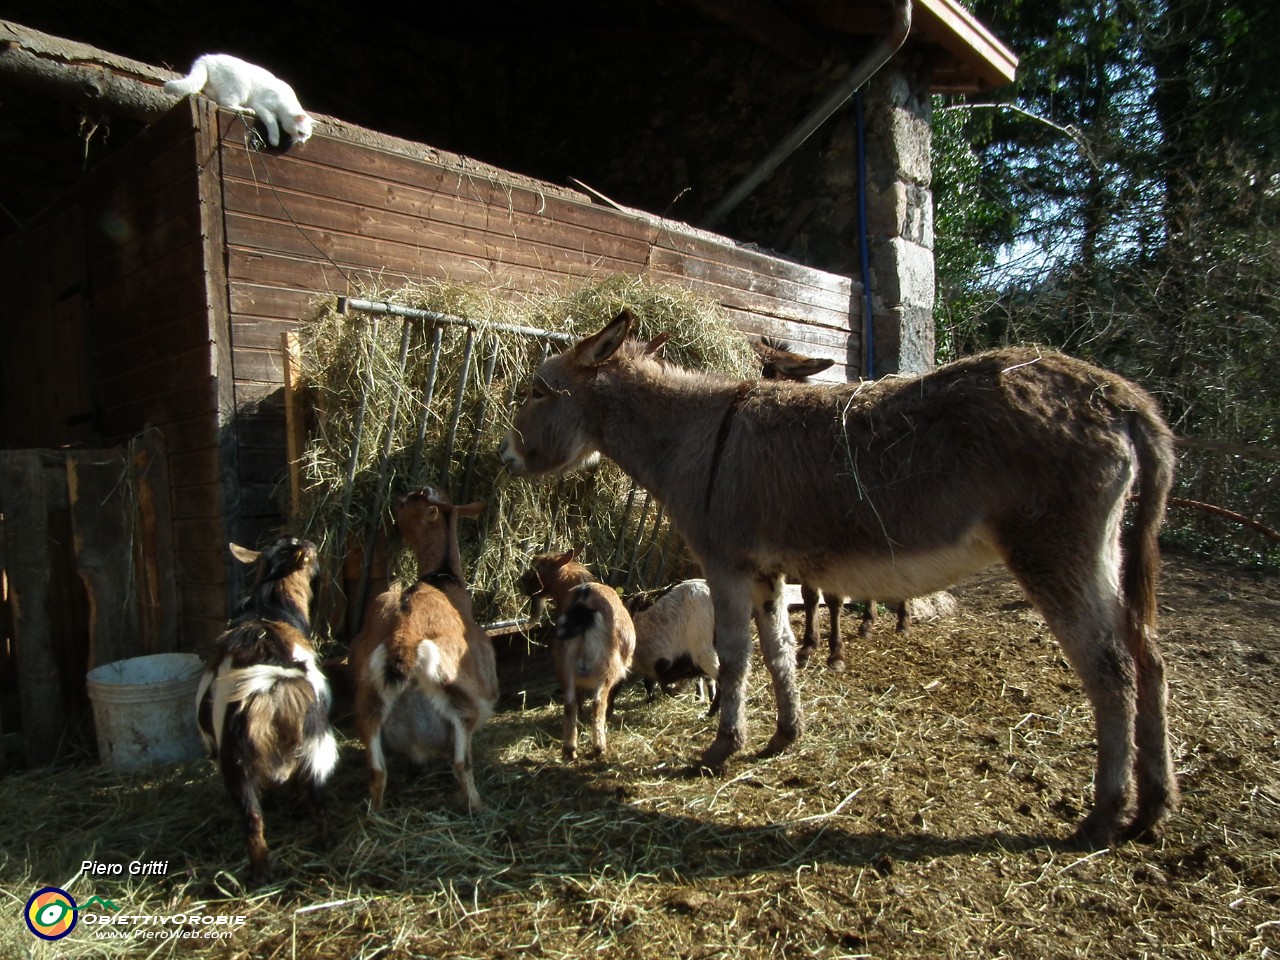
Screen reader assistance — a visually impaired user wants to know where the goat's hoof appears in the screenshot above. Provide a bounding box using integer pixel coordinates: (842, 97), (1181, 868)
(795, 645), (816, 668)
(827, 657), (847, 673)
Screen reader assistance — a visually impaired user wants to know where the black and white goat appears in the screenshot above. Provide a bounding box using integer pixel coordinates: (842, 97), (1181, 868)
(195, 537), (338, 882)
(627, 579), (718, 709)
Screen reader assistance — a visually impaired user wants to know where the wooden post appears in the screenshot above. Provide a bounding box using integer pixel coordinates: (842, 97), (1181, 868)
(282, 331), (307, 520)
(67, 451), (138, 670)
(129, 432), (178, 655)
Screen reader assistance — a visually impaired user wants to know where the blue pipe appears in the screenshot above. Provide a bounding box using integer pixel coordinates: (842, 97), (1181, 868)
(856, 91), (874, 380)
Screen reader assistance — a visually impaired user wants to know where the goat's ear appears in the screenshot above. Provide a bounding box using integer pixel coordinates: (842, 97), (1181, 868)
(229, 542), (260, 565)
(643, 332), (671, 356)
(554, 548), (576, 566)
(455, 500), (486, 518)
(574, 310), (632, 366)
(774, 356), (835, 379)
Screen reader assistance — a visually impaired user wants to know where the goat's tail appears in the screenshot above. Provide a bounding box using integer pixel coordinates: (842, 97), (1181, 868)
(1122, 406), (1176, 653)
(557, 589), (609, 679)
(224, 665), (337, 783)
(163, 58), (209, 98)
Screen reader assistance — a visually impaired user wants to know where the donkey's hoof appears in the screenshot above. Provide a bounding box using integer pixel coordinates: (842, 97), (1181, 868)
(759, 729), (797, 759)
(699, 733), (741, 772)
(1063, 811), (1118, 851)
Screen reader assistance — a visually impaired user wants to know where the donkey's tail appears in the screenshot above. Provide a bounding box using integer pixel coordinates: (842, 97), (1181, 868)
(1122, 406), (1176, 651)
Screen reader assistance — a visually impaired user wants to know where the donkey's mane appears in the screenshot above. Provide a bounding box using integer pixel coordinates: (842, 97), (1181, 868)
(613, 338), (742, 388)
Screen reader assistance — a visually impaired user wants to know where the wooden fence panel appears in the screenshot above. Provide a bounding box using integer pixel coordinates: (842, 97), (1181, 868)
(0, 444), (179, 771)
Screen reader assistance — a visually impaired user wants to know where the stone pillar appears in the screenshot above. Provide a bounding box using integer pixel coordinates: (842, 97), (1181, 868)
(860, 57), (935, 376)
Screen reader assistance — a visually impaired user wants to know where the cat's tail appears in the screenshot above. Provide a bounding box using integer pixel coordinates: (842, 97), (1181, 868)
(164, 58), (209, 97)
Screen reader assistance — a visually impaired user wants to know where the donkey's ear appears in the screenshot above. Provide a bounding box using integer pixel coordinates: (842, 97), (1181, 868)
(574, 310), (632, 366)
(643, 332), (671, 356)
(774, 356), (835, 379)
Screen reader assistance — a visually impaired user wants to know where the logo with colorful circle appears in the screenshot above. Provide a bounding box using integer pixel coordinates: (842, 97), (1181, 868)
(24, 887), (118, 941)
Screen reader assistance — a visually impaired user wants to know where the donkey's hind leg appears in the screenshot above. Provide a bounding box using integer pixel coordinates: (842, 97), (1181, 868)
(796, 583), (822, 667)
(1124, 628), (1178, 840)
(1002, 532), (1139, 849)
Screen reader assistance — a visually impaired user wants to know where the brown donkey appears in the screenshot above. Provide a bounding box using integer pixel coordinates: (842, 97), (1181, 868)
(500, 311), (1178, 849)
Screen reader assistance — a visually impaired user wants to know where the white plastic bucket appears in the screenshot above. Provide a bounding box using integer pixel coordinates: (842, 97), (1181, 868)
(85, 653), (206, 770)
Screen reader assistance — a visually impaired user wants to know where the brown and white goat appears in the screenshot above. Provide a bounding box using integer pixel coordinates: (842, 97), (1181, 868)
(349, 488), (497, 812)
(753, 336), (910, 670)
(195, 537), (338, 882)
(501, 310), (1178, 849)
(520, 550), (635, 760)
(627, 579), (718, 708)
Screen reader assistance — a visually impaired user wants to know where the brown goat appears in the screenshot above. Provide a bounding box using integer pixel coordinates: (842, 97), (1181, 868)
(195, 537), (338, 882)
(349, 488), (496, 812)
(520, 550), (635, 760)
(753, 336), (910, 669)
(500, 310), (1178, 849)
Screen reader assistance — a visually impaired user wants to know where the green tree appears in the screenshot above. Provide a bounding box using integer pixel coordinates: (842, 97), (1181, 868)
(934, 0), (1280, 566)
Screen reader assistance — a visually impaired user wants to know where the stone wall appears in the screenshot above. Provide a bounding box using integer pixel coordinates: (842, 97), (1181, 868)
(861, 54), (936, 376)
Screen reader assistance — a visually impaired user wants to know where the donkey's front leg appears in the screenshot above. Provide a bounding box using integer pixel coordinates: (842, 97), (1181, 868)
(754, 573), (803, 756)
(701, 572), (754, 770)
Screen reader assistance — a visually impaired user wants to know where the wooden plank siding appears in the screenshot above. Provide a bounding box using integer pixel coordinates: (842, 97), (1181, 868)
(0, 101), (220, 654)
(214, 107), (859, 601)
(4, 98), (860, 663)
(78, 103), (228, 652)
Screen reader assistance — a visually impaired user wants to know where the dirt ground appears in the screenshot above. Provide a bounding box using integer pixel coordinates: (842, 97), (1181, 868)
(1, 550), (1277, 959)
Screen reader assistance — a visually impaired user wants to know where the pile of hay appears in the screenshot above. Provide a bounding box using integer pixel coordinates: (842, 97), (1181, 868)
(3, 555), (1278, 958)
(292, 276), (756, 637)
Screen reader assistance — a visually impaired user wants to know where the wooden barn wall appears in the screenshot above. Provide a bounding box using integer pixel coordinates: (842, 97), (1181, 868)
(87, 101), (230, 652)
(1, 100), (225, 657)
(214, 110), (858, 558)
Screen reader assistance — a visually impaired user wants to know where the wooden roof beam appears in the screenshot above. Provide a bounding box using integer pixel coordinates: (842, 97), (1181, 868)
(0, 19), (175, 121)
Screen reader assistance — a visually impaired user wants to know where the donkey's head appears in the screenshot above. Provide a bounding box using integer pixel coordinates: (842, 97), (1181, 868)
(752, 337), (835, 382)
(500, 311), (638, 477)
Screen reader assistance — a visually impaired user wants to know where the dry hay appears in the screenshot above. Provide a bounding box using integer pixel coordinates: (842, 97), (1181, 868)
(292, 275), (755, 636)
(3, 552), (1278, 959)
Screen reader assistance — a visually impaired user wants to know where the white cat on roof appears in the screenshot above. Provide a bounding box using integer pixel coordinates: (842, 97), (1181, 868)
(165, 53), (314, 147)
